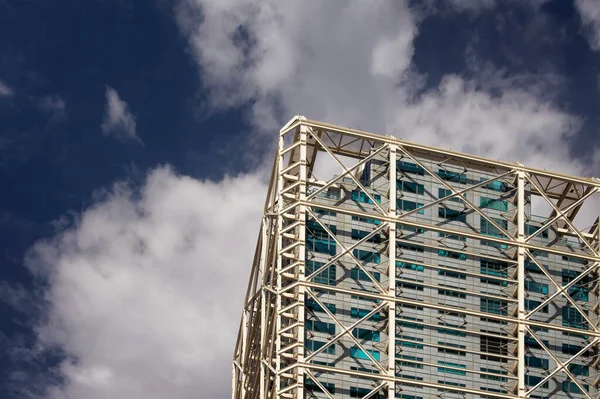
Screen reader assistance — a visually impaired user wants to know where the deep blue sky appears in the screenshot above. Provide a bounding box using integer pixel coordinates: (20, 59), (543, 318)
(0, 0), (600, 397)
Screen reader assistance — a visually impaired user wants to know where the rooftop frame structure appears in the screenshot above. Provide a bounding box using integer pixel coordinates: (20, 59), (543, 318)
(232, 116), (600, 399)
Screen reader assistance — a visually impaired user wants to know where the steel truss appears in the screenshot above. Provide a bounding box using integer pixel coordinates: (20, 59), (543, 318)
(232, 116), (600, 399)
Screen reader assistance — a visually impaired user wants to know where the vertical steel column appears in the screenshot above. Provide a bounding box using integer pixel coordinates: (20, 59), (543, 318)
(296, 125), (309, 398)
(259, 219), (268, 399)
(388, 144), (397, 399)
(517, 169), (526, 397)
(275, 132), (285, 397)
(241, 311), (248, 398)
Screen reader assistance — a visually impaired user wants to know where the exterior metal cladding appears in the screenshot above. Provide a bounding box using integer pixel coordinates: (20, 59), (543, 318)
(232, 116), (600, 399)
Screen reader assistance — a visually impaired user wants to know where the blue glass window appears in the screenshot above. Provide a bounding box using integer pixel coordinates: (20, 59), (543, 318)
(352, 328), (380, 342)
(397, 161), (425, 175)
(352, 249), (380, 264)
(398, 199), (424, 214)
(305, 320), (335, 335)
(306, 260), (336, 285)
(351, 190), (381, 204)
(397, 261), (424, 272)
(480, 196), (509, 211)
(397, 180), (424, 194)
(437, 361), (466, 375)
(438, 207), (466, 222)
(526, 281), (549, 295)
(562, 269), (589, 302)
(305, 339), (335, 354)
(350, 347), (380, 361)
(438, 169), (467, 183)
(351, 267), (380, 282)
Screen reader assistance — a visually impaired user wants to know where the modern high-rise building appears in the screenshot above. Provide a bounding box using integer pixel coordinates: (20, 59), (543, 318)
(232, 116), (600, 399)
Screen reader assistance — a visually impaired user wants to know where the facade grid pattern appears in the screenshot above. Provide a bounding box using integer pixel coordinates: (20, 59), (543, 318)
(232, 116), (600, 399)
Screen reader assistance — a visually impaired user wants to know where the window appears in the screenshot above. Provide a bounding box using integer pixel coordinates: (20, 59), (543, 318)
(481, 298), (507, 315)
(398, 316), (423, 330)
(562, 306), (588, 329)
(397, 180), (425, 195)
(398, 224), (425, 234)
(305, 339), (335, 354)
(525, 224), (549, 238)
(438, 288), (466, 299)
(438, 342), (466, 356)
(438, 188), (463, 202)
(526, 281), (548, 295)
(399, 355), (424, 368)
(480, 368), (508, 382)
(398, 199), (424, 214)
(397, 161), (425, 175)
(306, 220), (337, 256)
(480, 259), (508, 277)
(562, 344), (583, 355)
(352, 249), (381, 264)
(305, 320), (335, 335)
(351, 267), (381, 282)
(397, 280), (424, 291)
(480, 196), (508, 212)
(397, 335), (424, 349)
(352, 215), (381, 225)
(525, 299), (548, 313)
(480, 216), (508, 237)
(438, 361), (466, 376)
(350, 387), (382, 399)
(525, 261), (545, 274)
(525, 336), (549, 350)
(480, 335), (508, 362)
(438, 169), (467, 183)
(350, 347), (380, 361)
(438, 232), (466, 241)
(438, 269), (466, 279)
(351, 229), (381, 243)
(568, 364), (589, 376)
(438, 207), (467, 222)
(398, 242), (424, 253)
(526, 356), (549, 369)
(306, 299), (336, 314)
(306, 261), (336, 286)
(562, 380), (589, 394)
(481, 178), (508, 192)
(352, 328), (380, 342)
(562, 269), (589, 302)
(438, 327), (466, 337)
(437, 380), (465, 387)
(525, 375), (549, 389)
(351, 190), (381, 204)
(351, 307), (381, 322)
(397, 261), (424, 272)
(304, 379), (335, 394)
(438, 249), (467, 260)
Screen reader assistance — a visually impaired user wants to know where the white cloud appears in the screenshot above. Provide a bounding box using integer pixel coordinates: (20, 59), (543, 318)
(0, 79), (13, 97)
(575, 0), (600, 50)
(39, 95), (67, 121)
(26, 167), (266, 399)
(101, 87), (142, 144)
(176, 0), (589, 174)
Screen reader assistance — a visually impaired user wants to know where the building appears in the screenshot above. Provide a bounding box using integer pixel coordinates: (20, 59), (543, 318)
(232, 116), (600, 399)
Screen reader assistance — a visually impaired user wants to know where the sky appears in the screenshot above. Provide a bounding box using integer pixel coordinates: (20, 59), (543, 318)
(1, 0), (600, 398)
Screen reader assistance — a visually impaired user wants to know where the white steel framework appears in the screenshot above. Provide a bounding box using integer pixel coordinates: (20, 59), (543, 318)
(232, 116), (600, 399)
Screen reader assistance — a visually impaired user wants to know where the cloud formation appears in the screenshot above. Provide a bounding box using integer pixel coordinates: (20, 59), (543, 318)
(0, 79), (13, 97)
(575, 0), (600, 50)
(26, 167), (265, 399)
(101, 87), (142, 143)
(39, 95), (67, 122)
